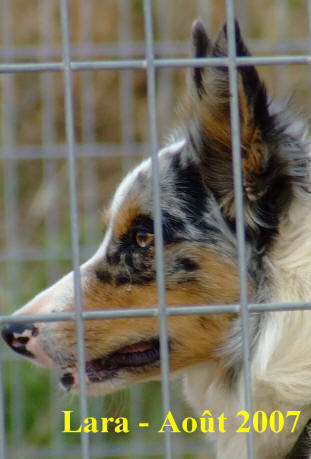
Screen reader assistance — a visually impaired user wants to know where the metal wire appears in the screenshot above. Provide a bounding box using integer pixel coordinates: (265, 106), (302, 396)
(0, 345), (7, 459)
(40, 2), (65, 455)
(1, 38), (311, 61)
(2, 55), (311, 75)
(59, 0), (90, 457)
(2, 300), (311, 326)
(143, 1), (172, 457)
(1, 0), (25, 450)
(1, 1), (310, 458)
(225, 1), (254, 456)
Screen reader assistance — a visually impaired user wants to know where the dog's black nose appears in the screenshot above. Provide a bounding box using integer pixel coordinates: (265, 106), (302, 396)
(1, 323), (38, 359)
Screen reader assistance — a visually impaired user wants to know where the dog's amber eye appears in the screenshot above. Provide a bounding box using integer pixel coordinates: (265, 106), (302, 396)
(135, 231), (154, 248)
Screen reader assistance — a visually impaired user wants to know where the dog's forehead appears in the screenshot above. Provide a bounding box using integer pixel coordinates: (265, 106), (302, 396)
(110, 138), (187, 222)
(110, 158), (151, 220)
(90, 140), (187, 262)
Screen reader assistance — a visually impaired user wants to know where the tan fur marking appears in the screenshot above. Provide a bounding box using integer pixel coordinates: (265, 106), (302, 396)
(112, 202), (140, 239)
(199, 78), (231, 153)
(40, 246), (255, 382)
(239, 76), (265, 189)
(101, 209), (111, 232)
(239, 76), (254, 145)
(184, 71), (267, 221)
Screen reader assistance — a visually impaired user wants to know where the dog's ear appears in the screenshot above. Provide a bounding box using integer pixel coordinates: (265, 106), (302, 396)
(189, 20), (271, 223)
(191, 19), (212, 98)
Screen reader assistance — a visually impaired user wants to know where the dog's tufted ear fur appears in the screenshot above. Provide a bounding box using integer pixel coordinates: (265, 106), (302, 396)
(191, 19), (212, 99)
(187, 19), (299, 245)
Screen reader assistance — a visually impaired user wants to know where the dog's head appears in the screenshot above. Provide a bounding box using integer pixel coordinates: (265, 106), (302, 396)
(2, 20), (308, 394)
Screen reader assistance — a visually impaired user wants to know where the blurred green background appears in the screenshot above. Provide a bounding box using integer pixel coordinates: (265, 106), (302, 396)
(1, 0), (311, 457)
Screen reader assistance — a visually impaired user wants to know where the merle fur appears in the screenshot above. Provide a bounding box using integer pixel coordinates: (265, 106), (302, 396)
(191, 20), (310, 456)
(95, 21), (309, 455)
(191, 20), (308, 254)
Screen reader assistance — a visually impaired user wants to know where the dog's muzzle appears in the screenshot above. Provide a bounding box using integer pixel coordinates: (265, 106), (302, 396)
(2, 323), (38, 359)
(1, 322), (54, 367)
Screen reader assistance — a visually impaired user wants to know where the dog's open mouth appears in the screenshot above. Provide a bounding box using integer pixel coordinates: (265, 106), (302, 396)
(60, 338), (161, 391)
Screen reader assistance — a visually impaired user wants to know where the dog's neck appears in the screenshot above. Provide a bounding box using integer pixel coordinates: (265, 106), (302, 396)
(268, 192), (311, 303)
(184, 195), (311, 458)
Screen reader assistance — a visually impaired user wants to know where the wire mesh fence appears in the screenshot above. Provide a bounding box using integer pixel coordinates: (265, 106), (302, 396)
(1, 0), (311, 458)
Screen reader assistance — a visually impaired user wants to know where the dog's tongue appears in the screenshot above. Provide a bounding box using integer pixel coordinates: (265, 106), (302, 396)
(118, 341), (154, 353)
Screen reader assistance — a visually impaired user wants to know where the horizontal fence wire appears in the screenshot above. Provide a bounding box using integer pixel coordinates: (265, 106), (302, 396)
(1, 1), (311, 458)
(1, 38), (311, 61)
(1, 38), (311, 59)
(1, 55), (311, 74)
(2, 301), (311, 325)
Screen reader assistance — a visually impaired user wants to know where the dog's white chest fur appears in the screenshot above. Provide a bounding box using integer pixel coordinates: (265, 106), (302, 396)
(183, 198), (311, 458)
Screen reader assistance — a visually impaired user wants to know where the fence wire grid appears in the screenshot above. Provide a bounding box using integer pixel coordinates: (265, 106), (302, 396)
(1, 0), (311, 458)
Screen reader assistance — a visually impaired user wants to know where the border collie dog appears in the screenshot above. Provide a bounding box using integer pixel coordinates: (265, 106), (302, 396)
(3, 19), (311, 458)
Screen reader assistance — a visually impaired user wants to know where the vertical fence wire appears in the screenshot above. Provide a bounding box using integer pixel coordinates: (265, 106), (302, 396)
(41, 0), (60, 284)
(1, 0), (25, 449)
(119, 0), (136, 174)
(78, 2), (107, 452)
(59, 1), (90, 458)
(155, 1), (173, 139)
(307, 0), (311, 96)
(118, 3), (145, 452)
(79, 0), (99, 251)
(276, 0), (289, 97)
(225, 1), (255, 458)
(143, 1), (172, 458)
(40, 2), (65, 455)
(0, 348), (7, 459)
(0, 2), (10, 457)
